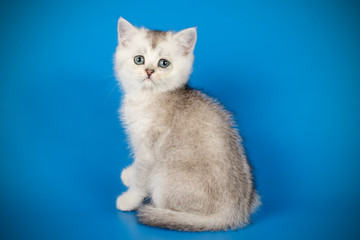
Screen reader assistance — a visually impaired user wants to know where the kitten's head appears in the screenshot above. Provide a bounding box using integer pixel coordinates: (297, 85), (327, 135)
(114, 17), (197, 93)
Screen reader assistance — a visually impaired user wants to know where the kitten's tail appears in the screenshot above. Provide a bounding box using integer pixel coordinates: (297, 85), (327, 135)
(137, 206), (230, 232)
(138, 194), (260, 232)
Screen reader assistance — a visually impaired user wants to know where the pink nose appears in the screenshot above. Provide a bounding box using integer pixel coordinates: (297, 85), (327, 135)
(146, 69), (154, 76)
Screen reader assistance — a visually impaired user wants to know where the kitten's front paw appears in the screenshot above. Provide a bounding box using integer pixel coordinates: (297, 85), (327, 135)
(116, 191), (143, 211)
(121, 166), (133, 187)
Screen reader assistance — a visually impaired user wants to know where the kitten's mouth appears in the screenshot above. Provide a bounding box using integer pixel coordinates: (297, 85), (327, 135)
(143, 77), (154, 83)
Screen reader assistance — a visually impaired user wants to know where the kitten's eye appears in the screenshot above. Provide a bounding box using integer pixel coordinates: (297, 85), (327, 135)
(134, 55), (145, 65)
(158, 59), (170, 68)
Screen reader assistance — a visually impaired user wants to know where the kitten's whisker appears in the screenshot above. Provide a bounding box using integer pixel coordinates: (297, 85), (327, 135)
(105, 83), (120, 102)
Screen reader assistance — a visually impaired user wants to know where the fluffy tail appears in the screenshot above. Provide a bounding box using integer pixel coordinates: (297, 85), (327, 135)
(138, 206), (229, 231)
(251, 191), (262, 213)
(138, 205), (248, 232)
(138, 192), (261, 232)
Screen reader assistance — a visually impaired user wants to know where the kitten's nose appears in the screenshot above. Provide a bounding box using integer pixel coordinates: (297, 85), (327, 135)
(146, 69), (154, 77)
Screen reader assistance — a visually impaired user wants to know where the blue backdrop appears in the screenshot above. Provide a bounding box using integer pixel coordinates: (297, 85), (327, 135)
(1, 0), (359, 239)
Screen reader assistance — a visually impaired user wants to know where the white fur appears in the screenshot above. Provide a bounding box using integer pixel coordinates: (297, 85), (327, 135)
(116, 187), (145, 211)
(120, 165), (133, 187)
(114, 18), (196, 94)
(114, 19), (197, 212)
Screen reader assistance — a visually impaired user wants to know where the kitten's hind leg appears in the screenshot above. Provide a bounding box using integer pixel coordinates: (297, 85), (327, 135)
(121, 165), (134, 187)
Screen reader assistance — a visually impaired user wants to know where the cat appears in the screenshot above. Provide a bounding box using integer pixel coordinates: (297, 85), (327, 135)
(114, 17), (260, 231)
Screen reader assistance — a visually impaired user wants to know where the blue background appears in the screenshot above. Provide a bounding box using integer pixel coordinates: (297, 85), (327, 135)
(1, 0), (359, 239)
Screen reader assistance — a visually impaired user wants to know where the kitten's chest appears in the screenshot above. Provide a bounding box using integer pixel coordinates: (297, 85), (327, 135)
(122, 101), (152, 133)
(121, 93), (165, 143)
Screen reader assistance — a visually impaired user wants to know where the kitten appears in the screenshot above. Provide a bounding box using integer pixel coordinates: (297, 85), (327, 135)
(114, 17), (260, 231)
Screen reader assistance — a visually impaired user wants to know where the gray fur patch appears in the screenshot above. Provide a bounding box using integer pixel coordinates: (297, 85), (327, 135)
(146, 30), (167, 49)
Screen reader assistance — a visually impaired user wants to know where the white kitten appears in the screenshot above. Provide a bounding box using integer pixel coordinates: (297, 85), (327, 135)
(114, 17), (260, 231)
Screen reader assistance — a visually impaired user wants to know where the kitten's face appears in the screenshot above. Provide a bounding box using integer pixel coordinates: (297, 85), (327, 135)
(114, 18), (197, 93)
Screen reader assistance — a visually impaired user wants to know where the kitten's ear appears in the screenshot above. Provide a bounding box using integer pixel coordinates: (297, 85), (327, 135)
(174, 27), (197, 55)
(117, 17), (137, 46)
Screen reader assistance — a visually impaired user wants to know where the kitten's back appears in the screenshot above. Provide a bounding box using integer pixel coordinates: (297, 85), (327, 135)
(137, 86), (260, 231)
